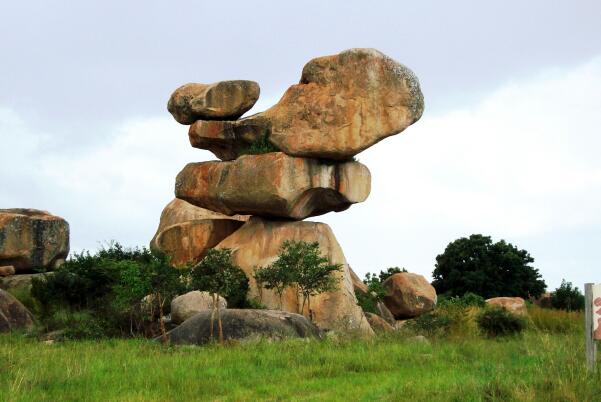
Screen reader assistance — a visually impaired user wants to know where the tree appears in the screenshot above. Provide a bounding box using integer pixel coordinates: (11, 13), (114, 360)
(190, 248), (249, 343)
(253, 263), (293, 309)
(255, 240), (342, 321)
(432, 234), (546, 299)
(377, 267), (407, 282)
(551, 280), (585, 311)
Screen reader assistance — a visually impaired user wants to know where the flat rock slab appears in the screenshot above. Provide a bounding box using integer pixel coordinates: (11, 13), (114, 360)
(164, 309), (321, 345)
(168, 80), (260, 124)
(187, 48), (424, 160)
(216, 217), (373, 336)
(175, 152), (370, 220)
(0, 289), (34, 333)
(0, 209), (69, 273)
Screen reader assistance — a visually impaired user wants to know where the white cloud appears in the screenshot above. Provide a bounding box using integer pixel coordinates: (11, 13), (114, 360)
(2, 56), (600, 289)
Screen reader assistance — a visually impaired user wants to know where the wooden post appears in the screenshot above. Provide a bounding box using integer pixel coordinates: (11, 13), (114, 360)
(585, 283), (597, 373)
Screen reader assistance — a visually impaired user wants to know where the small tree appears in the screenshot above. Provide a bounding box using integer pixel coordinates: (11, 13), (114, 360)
(551, 280), (585, 311)
(377, 267), (407, 282)
(275, 241), (342, 321)
(253, 263), (293, 309)
(190, 248), (248, 343)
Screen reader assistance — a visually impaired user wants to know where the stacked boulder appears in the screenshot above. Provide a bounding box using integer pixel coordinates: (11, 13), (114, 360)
(153, 48), (424, 335)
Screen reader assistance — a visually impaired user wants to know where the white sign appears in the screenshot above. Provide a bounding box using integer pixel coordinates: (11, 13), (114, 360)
(594, 284), (601, 341)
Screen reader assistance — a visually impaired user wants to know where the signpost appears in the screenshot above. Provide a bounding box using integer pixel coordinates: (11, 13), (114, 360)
(585, 283), (601, 372)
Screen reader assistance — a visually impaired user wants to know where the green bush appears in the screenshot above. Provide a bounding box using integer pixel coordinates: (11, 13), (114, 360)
(550, 279), (585, 311)
(31, 243), (188, 338)
(438, 292), (486, 308)
(405, 309), (453, 338)
(239, 132), (279, 155)
(476, 306), (527, 337)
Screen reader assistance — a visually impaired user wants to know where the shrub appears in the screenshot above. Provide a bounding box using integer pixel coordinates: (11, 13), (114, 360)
(438, 292), (486, 308)
(476, 306), (527, 337)
(239, 132), (279, 155)
(377, 267), (407, 282)
(405, 309), (453, 338)
(528, 305), (583, 334)
(31, 242), (188, 338)
(550, 279), (585, 311)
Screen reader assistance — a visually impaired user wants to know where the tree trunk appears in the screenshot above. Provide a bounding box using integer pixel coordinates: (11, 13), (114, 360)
(157, 291), (168, 345)
(217, 293), (224, 344)
(210, 293), (216, 341)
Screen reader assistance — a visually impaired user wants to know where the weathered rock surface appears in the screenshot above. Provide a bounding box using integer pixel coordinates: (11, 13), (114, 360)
(0, 272), (52, 293)
(150, 199), (247, 267)
(0, 266), (15, 277)
(187, 48), (424, 160)
(486, 297), (528, 316)
(175, 152), (370, 220)
(376, 301), (396, 325)
(171, 291), (227, 325)
(349, 267), (368, 295)
(365, 312), (394, 333)
(0, 209), (69, 273)
(216, 217), (373, 336)
(168, 80), (260, 124)
(164, 309), (321, 345)
(533, 292), (552, 309)
(0, 289), (35, 332)
(383, 273), (437, 319)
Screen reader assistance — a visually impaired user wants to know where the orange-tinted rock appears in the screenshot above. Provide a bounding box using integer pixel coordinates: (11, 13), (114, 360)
(0, 209), (69, 273)
(383, 273), (437, 319)
(486, 297), (528, 316)
(349, 267), (368, 295)
(187, 49), (423, 160)
(168, 80), (260, 124)
(150, 199), (247, 267)
(0, 266), (15, 277)
(365, 312), (394, 333)
(175, 152), (370, 220)
(215, 217), (373, 336)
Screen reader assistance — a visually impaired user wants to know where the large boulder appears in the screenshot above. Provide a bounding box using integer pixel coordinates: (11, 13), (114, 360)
(485, 297), (528, 316)
(0, 209), (69, 273)
(216, 217), (373, 336)
(383, 273), (437, 319)
(164, 309), (321, 345)
(175, 152), (370, 220)
(150, 199), (247, 267)
(171, 291), (227, 325)
(168, 80), (260, 124)
(0, 289), (35, 332)
(188, 48), (424, 160)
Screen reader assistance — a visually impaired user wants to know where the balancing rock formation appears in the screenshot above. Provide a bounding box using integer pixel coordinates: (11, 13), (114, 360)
(153, 48), (424, 335)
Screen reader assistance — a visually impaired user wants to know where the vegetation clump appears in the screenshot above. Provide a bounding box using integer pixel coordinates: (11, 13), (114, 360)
(432, 234), (546, 299)
(550, 279), (584, 311)
(476, 306), (527, 337)
(239, 132), (279, 155)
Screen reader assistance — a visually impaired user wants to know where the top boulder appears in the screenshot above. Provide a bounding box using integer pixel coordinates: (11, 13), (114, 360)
(168, 80), (260, 124)
(187, 49), (424, 160)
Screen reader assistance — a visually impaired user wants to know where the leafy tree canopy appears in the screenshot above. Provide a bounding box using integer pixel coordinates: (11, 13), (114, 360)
(551, 279), (584, 311)
(432, 234), (546, 299)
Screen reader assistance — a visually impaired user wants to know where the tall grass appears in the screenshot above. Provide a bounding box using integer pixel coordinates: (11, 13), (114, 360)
(1, 328), (599, 401)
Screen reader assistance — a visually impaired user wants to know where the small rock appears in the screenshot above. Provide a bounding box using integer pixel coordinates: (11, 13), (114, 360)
(485, 297), (528, 316)
(168, 80), (260, 124)
(171, 291), (227, 325)
(365, 312), (394, 333)
(0, 289), (35, 333)
(0, 266), (15, 277)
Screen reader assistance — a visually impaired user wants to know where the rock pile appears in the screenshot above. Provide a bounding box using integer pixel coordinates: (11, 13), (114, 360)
(153, 48), (424, 335)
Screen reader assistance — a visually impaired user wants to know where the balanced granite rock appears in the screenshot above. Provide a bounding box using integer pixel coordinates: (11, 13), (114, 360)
(383, 272), (437, 319)
(0, 209), (69, 273)
(164, 309), (321, 345)
(216, 217), (373, 336)
(150, 199), (247, 266)
(187, 48), (423, 160)
(0, 289), (35, 333)
(168, 80), (260, 124)
(175, 152), (370, 220)
(0, 266), (15, 277)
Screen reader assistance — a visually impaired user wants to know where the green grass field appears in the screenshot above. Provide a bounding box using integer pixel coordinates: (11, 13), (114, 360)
(1, 324), (600, 402)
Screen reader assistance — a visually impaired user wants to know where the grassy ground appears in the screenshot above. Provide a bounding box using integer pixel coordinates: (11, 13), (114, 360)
(1, 326), (600, 402)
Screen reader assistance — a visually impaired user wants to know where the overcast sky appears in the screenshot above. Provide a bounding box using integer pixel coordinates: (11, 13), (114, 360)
(2, 1), (600, 289)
